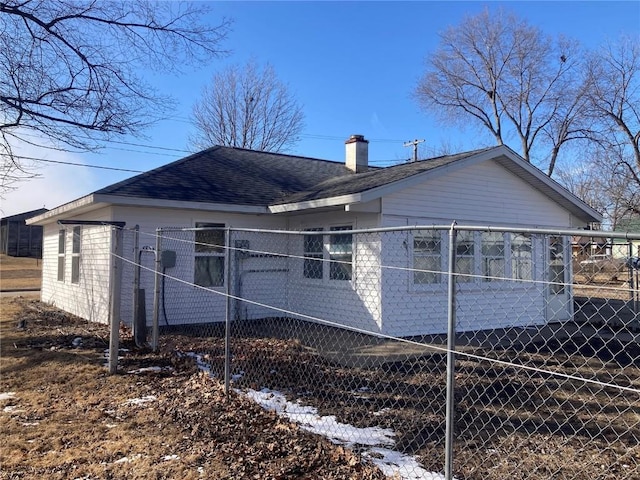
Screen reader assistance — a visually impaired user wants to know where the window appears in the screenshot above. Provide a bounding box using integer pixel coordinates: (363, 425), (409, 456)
(549, 236), (565, 294)
(481, 232), (505, 282)
(511, 233), (532, 281)
(57, 229), (65, 282)
(456, 231), (475, 282)
(303, 229), (323, 279)
(329, 226), (352, 280)
(414, 231), (442, 284)
(71, 226), (81, 284)
(194, 223), (225, 287)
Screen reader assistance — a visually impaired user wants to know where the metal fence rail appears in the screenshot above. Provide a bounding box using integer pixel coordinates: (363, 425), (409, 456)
(114, 224), (639, 480)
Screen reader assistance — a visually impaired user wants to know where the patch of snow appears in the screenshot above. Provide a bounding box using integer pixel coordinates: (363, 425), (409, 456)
(21, 422), (39, 426)
(363, 448), (449, 480)
(162, 454), (180, 461)
(3, 405), (24, 413)
(127, 366), (173, 374)
(373, 408), (391, 417)
(231, 371), (245, 382)
(0, 392), (17, 401)
(72, 337), (83, 347)
(123, 395), (157, 406)
(189, 350), (446, 479)
(114, 454), (142, 464)
(185, 352), (214, 376)
(244, 388), (394, 448)
(105, 423), (117, 428)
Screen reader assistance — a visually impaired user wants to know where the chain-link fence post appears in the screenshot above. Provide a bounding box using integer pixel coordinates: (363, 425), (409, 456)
(108, 226), (123, 374)
(151, 228), (162, 351)
(224, 227), (232, 397)
(444, 222), (458, 480)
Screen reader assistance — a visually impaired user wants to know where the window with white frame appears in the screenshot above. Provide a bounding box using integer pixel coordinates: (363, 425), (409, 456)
(412, 229), (531, 286)
(329, 226), (353, 281)
(510, 233), (532, 281)
(481, 232), (505, 282)
(303, 228), (323, 279)
(71, 226), (81, 284)
(413, 231), (442, 284)
(301, 225), (353, 281)
(194, 223), (225, 287)
(57, 229), (65, 282)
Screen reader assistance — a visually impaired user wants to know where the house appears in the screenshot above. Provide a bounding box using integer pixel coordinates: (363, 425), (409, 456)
(1, 208), (48, 257)
(27, 136), (601, 337)
(611, 218), (640, 260)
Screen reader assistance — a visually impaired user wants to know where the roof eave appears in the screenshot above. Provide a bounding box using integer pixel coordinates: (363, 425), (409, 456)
(28, 193), (271, 225)
(100, 195), (270, 214)
(26, 194), (103, 225)
(269, 193), (363, 213)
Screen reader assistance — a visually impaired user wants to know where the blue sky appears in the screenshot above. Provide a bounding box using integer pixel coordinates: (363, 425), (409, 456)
(4, 1), (639, 217)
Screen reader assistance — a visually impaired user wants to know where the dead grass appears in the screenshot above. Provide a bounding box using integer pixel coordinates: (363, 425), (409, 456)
(0, 255), (41, 290)
(0, 298), (385, 480)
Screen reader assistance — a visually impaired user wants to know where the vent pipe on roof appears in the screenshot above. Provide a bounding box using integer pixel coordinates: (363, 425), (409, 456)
(345, 134), (369, 173)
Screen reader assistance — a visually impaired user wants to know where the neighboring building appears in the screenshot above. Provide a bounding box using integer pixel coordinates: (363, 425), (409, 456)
(28, 137), (601, 336)
(1, 208), (48, 257)
(612, 218), (640, 260)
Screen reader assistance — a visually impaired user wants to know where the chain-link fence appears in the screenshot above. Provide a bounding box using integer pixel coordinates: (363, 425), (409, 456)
(114, 224), (640, 480)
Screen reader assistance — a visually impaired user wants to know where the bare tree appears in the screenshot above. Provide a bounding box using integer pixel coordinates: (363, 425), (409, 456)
(557, 154), (636, 229)
(0, 0), (230, 192)
(415, 8), (588, 176)
(190, 60), (304, 152)
(584, 35), (640, 204)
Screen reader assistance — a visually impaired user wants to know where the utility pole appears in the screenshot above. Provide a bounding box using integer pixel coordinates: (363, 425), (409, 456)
(403, 138), (425, 162)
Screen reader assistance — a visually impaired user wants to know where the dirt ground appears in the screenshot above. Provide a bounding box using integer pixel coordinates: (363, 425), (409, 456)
(0, 297), (386, 480)
(157, 318), (640, 480)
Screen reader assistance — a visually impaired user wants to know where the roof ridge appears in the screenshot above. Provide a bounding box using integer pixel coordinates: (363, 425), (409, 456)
(215, 145), (344, 165)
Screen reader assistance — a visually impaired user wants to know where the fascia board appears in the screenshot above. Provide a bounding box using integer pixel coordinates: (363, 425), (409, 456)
(27, 194), (271, 225)
(26, 194), (103, 225)
(97, 194), (270, 214)
(269, 194), (363, 213)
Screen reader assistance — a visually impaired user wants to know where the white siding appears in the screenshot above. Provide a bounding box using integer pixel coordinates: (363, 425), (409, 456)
(41, 213), (112, 324)
(285, 211), (383, 333)
(378, 226), (550, 336)
(111, 206), (290, 328)
(382, 160), (573, 228)
(38, 155), (583, 338)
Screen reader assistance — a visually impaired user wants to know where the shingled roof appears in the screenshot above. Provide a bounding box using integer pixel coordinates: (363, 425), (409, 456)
(95, 145), (492, 207)
(27, 143), (603, 226)
(95, 146), (352, 206)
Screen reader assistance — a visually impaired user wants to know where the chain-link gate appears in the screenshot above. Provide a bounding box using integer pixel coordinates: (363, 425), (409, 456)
(113, 224), (639, 480)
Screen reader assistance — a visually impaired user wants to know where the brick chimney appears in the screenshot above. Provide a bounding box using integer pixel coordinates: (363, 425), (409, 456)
(345, 134), (369, 173)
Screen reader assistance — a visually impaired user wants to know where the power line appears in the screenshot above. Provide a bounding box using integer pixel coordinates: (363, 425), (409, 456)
(14, 155), (144, 173)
